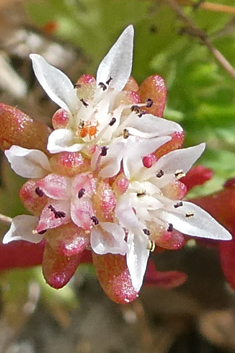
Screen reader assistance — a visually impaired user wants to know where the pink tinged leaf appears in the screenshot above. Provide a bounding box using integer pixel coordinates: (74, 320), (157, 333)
(42, 242), (82, 289)
(49, 152), (90, 177)
(180, 165), (214, 191)
(124, 76), (139, 91)
(75, 74), (96, 101)
(52, 109), (70, 129)
(5, 146), (51, 178)
(3, 215), (42, 244)
(37, 174), (71, 199)
(92, 181), (116, 221)
(0, 241), (44, 270)
(161, 180), (187, 200)
(19, 180), (48, 216)
(36, 201), (71, 233)
(144, 260), (187, 288)
(155, 131), (185, 160)
(90, 222), (128, 255)
(45, 222), (90, 257)
(92, 252), (138, 304)
(30, 54), (78, 113)
(96, 25), (134, 92)
(138, 75), (167, 117)
(0, 103), (51, 154)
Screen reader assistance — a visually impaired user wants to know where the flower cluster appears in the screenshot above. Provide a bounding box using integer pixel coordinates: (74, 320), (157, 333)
(1, 26), (232, 303)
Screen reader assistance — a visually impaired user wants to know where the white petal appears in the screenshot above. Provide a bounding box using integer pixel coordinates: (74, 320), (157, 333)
(144, 143), (206, 179)
(99, 142), (126, 178)
(127, 231), (150, 292)
(47, 129), (84, 154)
(3, 215), (42, 244)
(96, 25), (134, 92)
(128, 115), (183, 137)
(91, 222), (128, 255)
(30, 54), (78, 113)
(5, 145), (51, 178)
(115, 194), (140, 229)
(157, 201), (232, 240)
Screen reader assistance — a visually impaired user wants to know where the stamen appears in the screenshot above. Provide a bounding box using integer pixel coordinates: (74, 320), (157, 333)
(174, 201), (183, 208)
(106, 77), (113, 85)
(147, 240), (155, 252)
(185, 211), (194, 218)
(48, 205), (66, 219)
(78, 188), (85, 198)
(123, 129), (130, 139)
(174, 170), (185, 179)
(137, 190), (146, 197)
(131, 105), (141, 114)
(143, 228), (150, 236)
(109, 117), (116, 126)
(167, 223), (174, 232)
(138, 110), (146, 118)
(91, 215), (99, 225)
(35, 187), (44, 197)
(100, 146), (108, 156)
(156, 170), (164, 178)
(80, 98), (88, 107)
(146, 98), (153, 108)
(98, 82), (107, 91)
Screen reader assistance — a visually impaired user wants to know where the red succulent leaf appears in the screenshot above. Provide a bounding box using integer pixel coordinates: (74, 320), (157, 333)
(155, 131), (184, 160)
(145, 260), (187, 288)
(124, 76), (139, 91)
(0, 104), (51, 154)
(138, 75), (167, 117)
(42, 242), (82, 289)
(45, 222), (90, 257)
(181, 165), (214, 191)
(92, 252), (138, 304)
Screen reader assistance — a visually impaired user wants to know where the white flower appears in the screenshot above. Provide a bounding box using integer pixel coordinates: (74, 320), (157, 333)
(30, 26), (182, 178)
(115, 142), (232, 291)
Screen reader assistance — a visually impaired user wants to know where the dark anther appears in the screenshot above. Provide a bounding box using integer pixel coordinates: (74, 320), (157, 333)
(146, 98), (153, 108)
(98, 82), (107, 91)
(38, 229), (47, 234)
(91, 215), (99, 225)
(138, 110), (146, 118)
(143, 228), (150, 236)
(185, 212), (194, 218)
(48, 205), (66, 219)
(174, 201), (183, 208)
(174, 170), (185, 178)
(123, 129), (130, 139)
(78, 188), (85, 199)
(35, 187), (44, 197)
(100, 146), (108, 156)
(80, 98), (88, 107)
(106, 77), (113, 85)
(74, 83), (82, 88)
(167, 223), (174, 232)
(137, 191), (146, 197)
(109, 117), (116, 126)
(156, 170), (164, 178)
(131, 105), (141, 114)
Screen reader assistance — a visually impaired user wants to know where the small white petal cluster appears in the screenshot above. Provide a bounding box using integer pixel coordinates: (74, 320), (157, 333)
(3, 26), (232, 292)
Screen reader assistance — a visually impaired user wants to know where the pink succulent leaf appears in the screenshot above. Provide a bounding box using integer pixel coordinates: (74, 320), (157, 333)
(70, 198), (94, 230)
(5, 146), (51, 178)
(127, 115), (183, 138)
(37, 174), (71, 200)
(30, 54), (79, 114)
(96, 25), (134, 92)
(90, 222), (128, 255)
(47, 129), (84, 154)
(36, 200), (71, 233)
(3, 215), (42, 244)
(157, 201), (232, 240)
(127, 230), (150, 292)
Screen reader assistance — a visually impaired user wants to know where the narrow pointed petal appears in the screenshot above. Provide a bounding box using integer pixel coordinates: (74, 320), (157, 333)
(47, 129), (84, 154)
(0, 103), (51, 154)
(99, 142), (125, 178)
(96, 25), (134, 92)
(5, 146), (51, 178)
(30, 54), (78, 113)
(157, 201), (232, 240)
(37, 201), (71, 233)
(3, 215), (42, 244)
(127, 232), (150, 292)
(92, 252), (138, 304)
(37, 174), (70, 200)
(42, 242), (82, 289)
